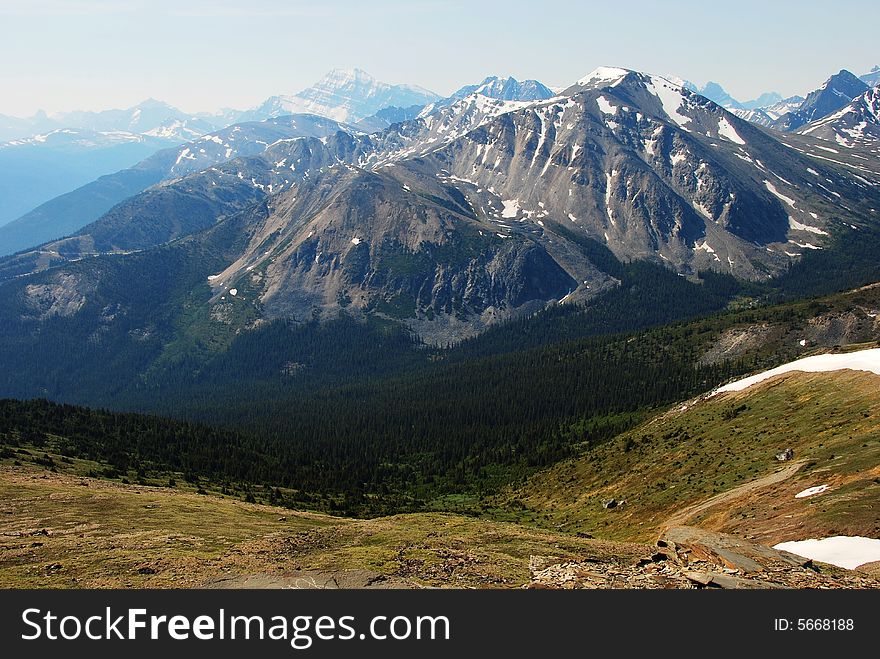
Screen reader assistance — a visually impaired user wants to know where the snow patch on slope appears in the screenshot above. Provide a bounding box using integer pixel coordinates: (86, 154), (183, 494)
(596, 96), (618, 115)
(715, 347), (880, 394)
(789, 216), (828, 235)
(645, 76), (692, 128)
(774, 537), (880, 570)
(764, 180), (796, 208)
(501, 199), (521, 218)
(795, 485), (829, 499)
(717, 116), (746, 144)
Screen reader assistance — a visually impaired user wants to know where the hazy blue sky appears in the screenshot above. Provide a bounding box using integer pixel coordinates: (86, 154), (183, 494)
(1, 0), (877, 116)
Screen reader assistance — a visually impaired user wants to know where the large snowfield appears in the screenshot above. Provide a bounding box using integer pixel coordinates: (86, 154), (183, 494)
(774, 536), (880, 570)
(715, 347), (880, 393)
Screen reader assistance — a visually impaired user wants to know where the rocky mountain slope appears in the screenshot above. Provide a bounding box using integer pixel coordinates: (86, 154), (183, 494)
(729, 107), (774, 127)
(530, 526), (879, 589)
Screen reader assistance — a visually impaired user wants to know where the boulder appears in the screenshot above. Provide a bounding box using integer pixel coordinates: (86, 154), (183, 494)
(776, 448), (794, 462)
(660, 526), (811, 573)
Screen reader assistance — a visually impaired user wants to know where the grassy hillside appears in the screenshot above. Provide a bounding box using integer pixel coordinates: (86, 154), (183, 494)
(503, 366), (880, 545)
(0, 462), (645, 589)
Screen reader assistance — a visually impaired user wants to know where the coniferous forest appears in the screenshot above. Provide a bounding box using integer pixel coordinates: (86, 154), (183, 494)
(2, 222), (880, 515)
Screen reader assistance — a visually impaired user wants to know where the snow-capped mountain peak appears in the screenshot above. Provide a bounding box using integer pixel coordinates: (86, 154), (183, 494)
(796, 84), (880, 148)
(245, 69), (441, 124)
(576, 66), (631, 88)
(460, 76), (555, 102)
(418, 75), (555, 117)
(763, 95), (804, 120)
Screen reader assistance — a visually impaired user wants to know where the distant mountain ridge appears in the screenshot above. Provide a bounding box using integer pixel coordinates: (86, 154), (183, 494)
(0, 100), (237, 230)
(688, 68), (879, 138)
(0, 114), (347, 256)
(693, 82), (781, 111)
(0, 129), (179, 230)
(0, 99), (229, 143)
(240, 69), (441, 124)
(0, 70), (556, 253)
(1, 128), (166, 149)
(452, 76), (555, 102)
(419, 75), (556, 116)
(722, 68), (880, 149)
(762, 95), (805, 120)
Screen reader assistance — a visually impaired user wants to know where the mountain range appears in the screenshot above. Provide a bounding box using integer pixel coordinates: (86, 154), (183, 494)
(686, 65), (878, 112)
(0, 73), (547, 257)
(0, 69), (445, 250)
(0, 100), (233, 230)
(0, 65), (878, 371)
(4, 64), (879, 253)
(1, 64), (879, 347)
(0, 115), (347, 257)
(795, 84), (880, 150)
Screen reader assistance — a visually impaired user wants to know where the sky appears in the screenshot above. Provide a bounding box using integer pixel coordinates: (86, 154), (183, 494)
(0, 0), (877, 117)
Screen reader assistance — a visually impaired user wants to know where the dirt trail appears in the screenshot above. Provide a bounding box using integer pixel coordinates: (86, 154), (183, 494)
(663, 460), (804, 529)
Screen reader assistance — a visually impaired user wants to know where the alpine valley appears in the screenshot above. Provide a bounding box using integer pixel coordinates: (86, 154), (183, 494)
(2, 60), (880, 590)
